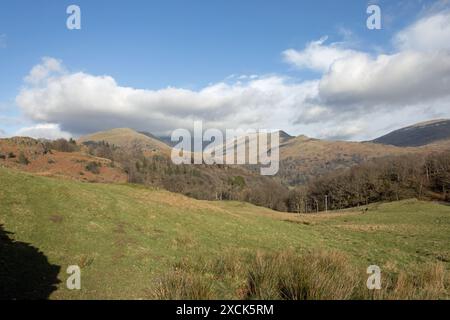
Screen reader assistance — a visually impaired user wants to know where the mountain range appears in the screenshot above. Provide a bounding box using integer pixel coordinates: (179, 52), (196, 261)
(72, 119), (450, 185)
(2, 119), (450, 192)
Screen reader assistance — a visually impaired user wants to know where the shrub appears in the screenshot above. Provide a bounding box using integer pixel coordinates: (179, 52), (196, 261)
(85, 161), (101, 174)
(18, 152), (30, 165)
(48, 138), (79, 152)
(229, 176), (246, 189)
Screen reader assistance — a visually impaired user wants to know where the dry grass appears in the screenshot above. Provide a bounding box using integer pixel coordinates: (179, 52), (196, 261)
(152, 250), (449, 300)
(244, 250), (358, 300)
(360, 262), (449, 300)
(152, 270), (214, 300)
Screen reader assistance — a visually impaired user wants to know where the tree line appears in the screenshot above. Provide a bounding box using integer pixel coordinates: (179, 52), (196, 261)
(287, 151), (450, 213)
(84, 140), (289, 211)
(51, 139), (450, 213)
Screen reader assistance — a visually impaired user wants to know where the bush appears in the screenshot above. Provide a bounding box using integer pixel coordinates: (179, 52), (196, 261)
(48, 138), (79, 152)
(85, 161), (101, 174)
(18, 152), (30, 165)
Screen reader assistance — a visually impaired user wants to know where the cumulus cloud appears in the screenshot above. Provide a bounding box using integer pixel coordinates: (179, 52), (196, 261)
(282, 36), (359, 72)
(283, 11), (450, 114)
(15, 123), (72, 140)
(316, 121), (365, 141)
(24, 57), (66, 85)
(16, 57), (318, 136)
(310, 10), (450, 117)
(394, 11), (450, 52)
(318, 50), (450, 107)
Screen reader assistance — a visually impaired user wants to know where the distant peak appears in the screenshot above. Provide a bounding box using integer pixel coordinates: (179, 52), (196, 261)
(278, 130), (293, 139)
(296, 134), (311, 140)
(373, 118), (450, 147)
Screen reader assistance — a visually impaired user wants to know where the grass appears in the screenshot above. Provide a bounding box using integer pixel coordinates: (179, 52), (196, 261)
(152, 250), (447, 300)
(0, 167), (449, 299)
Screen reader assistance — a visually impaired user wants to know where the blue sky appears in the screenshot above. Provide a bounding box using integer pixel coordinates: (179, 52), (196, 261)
(1, 0), (450, 140)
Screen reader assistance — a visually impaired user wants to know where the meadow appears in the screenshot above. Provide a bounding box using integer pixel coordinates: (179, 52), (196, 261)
(0, 167), (448, 299)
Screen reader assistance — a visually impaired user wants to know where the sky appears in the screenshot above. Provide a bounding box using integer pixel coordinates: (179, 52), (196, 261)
(1, 0), (450, 141)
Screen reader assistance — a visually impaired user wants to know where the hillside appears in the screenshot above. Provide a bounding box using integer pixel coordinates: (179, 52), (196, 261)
(201, 130), (412, 185)
(0, 137), (126, 183)
(198, 127), (442, 185)
(0, 168), (448, 299)
(373, 119), (450, 147)
(278, 135), (415, 185)
(78, 128), (171, 156)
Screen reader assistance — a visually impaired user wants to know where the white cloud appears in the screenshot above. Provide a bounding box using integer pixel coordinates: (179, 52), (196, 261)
(394, 11), (450, 52)
(304, 10), (450, 114)
(15, 124), (72, 140)
(318, 50), (450, 107)
(282, 36), (359, 72)
(24, 57), (66, 85)
(316, 121), (365, 141)
(285, 10), (450, 138)
(16, 58), (318, 136)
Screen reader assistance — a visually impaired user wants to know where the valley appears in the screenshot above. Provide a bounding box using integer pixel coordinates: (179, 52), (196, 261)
(1, 119), (450, 300)
(0, 168), (448, 299)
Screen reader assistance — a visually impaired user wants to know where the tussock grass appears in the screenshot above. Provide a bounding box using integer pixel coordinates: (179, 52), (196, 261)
(245, 250), (358, 300)
(359, 262), (449, 300)
(153, 250), (449, 300)
(152, 270), (214, 300)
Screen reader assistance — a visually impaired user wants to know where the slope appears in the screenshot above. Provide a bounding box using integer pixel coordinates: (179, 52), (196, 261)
(78, 128), (171, 156)
(0, 168), (448, 299)
(373, 119), (450, 147)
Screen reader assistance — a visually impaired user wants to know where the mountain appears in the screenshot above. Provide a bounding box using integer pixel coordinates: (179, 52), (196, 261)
(278, 135), (415, 185)
(156, 130), (294, 149)
(199, 130), (417, 185)
(78, 128), (171, 155)
(373, 119), (450, 147)
(278, 130), (294, 141)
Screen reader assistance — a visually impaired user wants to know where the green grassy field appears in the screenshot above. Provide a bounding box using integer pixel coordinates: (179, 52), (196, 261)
(0, 167), (449, 299)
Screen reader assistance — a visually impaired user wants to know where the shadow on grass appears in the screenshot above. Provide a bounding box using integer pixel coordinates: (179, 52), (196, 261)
(0, 224), (61, 300)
